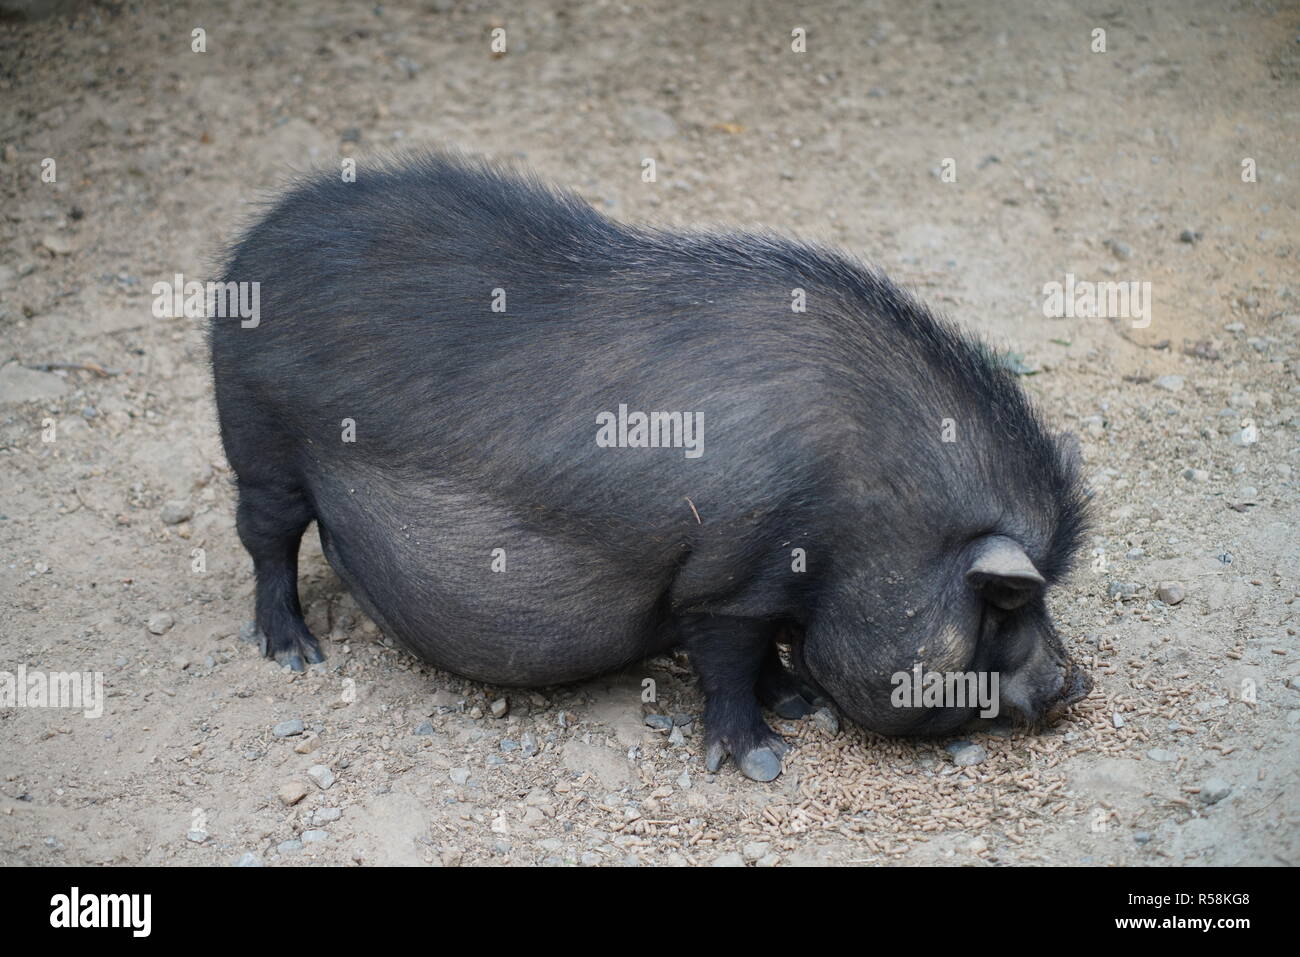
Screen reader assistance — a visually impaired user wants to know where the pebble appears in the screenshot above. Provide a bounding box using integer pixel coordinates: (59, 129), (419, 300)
(1145, 748), (1175, 762)
(945, 741), (987, 766)
(1133, 831), (1152, 844)
(186, 829), (207, 843)
(272, 718), (305, 738)
(294, 734), (321, 755)
(1198, 778), (1232, 805)
(967, 836), (988, 853)
(644, 714), (673, 732)
(232, 852), (262, 867)
(307, 765), (335, 790)
(40, 234), (75, 255)
(1178, 229), (1201, 243)
(301, 829), (329, 843)
(146, 612), (175, 635)
(277, 839), (303, 855)
(449, 768), (471, 785)
(413, 720), (435, 735)
(622, 105), (677, 140)
(1156, 582), (1185, 605)
(1183, 468), (1209, 482)
(1107, 581), (1140, 600)
(742, 841), (771, 862)
(160, 500), (193, 524)
(314, 807), (342, 824)
(520, 731), (538, 757)
(490, 697), (509, 718)
(667, 726), (685, 746)
(277, 781), (308, 806)
(712, 851), (746, 867)
(1104, 238), (1132, 261)
(1152, 375), (1184, 392)
(676, 770), (691, 790)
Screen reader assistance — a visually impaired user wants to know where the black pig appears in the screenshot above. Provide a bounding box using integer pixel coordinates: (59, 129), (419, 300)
(210, 152), (1091, 781)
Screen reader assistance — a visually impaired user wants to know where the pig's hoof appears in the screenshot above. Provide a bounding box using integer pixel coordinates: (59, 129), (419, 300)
(257, 629), (325, 673)
(758, 667), (827, 719)
(705, 735), (788, 782)
(812, 706), (840, 735)
(770, 693), (816, 719)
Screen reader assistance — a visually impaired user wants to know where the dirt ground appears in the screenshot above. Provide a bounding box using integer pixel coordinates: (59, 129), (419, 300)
(1, 0), (1297, 867)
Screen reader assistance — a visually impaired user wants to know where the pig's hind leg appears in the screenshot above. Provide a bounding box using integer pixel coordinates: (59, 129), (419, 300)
(756, 645), (827, 719)
(235, 483), (325, 672)
(678, 614), (790, 782)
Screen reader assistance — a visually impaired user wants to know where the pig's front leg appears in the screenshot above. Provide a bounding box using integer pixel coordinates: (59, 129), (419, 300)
(678, 614), (790, 782)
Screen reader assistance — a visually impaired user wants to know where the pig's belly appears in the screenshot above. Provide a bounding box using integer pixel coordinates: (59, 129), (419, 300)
(310, 477), (674, 686)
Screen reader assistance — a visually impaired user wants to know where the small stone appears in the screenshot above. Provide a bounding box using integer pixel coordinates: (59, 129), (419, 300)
(1198, 778), (1232, 805)
(272, 718), (305, 738)
(756, 853), (781, 867)
(522, 807), (546, 827)
(644, 714), (672, 731)
(449, 768), (470, 785)
(307, 765), (335, 790)
(293, 733), (321, 755)
(1178, 229), (1200, 244)
(520, 731), (538, 757)
(160, 500), (193, 524)
(1183, 468), (1210, 482)
(1156, 582), (1185, 605)
(1111, 711), (1124, 729)
(413, 720), (435, 735)
(278, 781), (308, 806)
(712, 851), (746, 867)
(1146, 748), (1175, 762)
(742, 841), (771, 862)
(667, 726), (685, 746)
(301, 829), (329, 843)
(1133, 831), (1152, 844)
(1107, 581), (1140, 600)
(40, 234), (75, 255)
(967, 836), (988, 854)
(1152, 375), (1184, 392)
(232, 852), (262, 867)
(1104, 238), (1132, 261)
(186, 829), (208, 843)
(277, 839), (303, 854)
(238, 621), (259, 643)
(622, 105), (677, 140)
(146, 612), (175, 635)
(490, 697), (509, 718)
(676, 770), (691, 790)
(314, 807), (342, 824)
(945, 741), (987, 766)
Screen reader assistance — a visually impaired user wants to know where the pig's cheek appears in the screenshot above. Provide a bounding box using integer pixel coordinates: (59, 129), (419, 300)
(917, 623), (976, 672)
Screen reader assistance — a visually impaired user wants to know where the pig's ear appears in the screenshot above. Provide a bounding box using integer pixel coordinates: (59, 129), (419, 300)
(1056, 430), (1082, 475)
(966, 536), (1045, 610)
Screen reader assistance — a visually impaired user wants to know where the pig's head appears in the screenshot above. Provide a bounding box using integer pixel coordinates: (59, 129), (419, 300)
(794, 427), (1092, 738)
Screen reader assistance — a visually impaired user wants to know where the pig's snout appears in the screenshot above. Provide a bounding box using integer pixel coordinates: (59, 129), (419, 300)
(1042, 660), (1092, 720)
